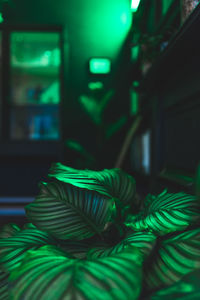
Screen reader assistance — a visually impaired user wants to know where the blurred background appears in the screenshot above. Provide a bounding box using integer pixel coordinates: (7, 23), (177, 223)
(0, 0), (200, 226)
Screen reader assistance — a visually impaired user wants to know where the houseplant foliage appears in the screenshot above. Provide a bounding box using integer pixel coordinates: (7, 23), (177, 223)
(1, 163), (200, 299)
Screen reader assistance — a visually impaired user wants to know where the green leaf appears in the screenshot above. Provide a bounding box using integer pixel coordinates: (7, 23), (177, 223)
(57, 239), (91, 259)
(87, 230), (156, 259)
(9, 245), (142, 300)
(150, 268), (200, 299)
(0, 223), (21, 239)
(0, 269), (9, 300)
(65, 139), (96, 165)
(79, 94), (102, 125)
(25, 181), (115, 240)
(0, 225), (55, 273)
(105, 115), (127, 140)
(79, 89), (114, 126)
(48, 163), (136, 207)
(125, 191), (200, 235)
(0, 223), (54, 299)
(144, 228), (200, 292)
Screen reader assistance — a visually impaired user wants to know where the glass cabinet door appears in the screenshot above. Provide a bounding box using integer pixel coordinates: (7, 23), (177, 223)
(10, 31), (61, 140)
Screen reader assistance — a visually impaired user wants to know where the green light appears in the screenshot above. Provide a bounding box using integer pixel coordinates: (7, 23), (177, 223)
(121, 12), (128, 25)
(88, 81), (103, 90)
(130, 90), (138, 115)
(131, 0), (141, 12)
(131, 45), (139, 61)
(44, 50), (51, 57)
(78, 1), (132, 58)
(0, 13), (4, 23)
(133, 81), (139, 88)
(89, 58), (111, 74)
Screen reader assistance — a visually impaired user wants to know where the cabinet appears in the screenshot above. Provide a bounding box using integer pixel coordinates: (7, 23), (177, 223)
(0, 27), (63, 219)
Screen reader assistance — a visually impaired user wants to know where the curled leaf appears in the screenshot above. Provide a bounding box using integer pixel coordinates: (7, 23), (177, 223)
(0, 226), (55, 273)
(48, 163), (136, 207)
(144, 228), (200, 292)
(88, 230), (156, 259)
(26, 181), (115, 240)
(125, 192), (200, 235)
(10, 245), (142, 300)
(151, 268), (200, 299)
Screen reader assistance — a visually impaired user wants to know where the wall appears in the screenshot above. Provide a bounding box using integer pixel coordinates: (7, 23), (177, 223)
(2, 0), (132, 155)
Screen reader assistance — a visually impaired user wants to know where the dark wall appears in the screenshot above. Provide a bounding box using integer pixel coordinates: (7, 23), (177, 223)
(0, 0), (133, 197)
(2, 0), (132, 139)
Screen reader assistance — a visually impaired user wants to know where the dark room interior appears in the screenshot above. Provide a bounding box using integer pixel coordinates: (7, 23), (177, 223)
(0, 0), (200, 299)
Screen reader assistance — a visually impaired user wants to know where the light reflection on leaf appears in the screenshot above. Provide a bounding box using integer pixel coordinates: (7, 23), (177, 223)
(10, 245), (142, 300)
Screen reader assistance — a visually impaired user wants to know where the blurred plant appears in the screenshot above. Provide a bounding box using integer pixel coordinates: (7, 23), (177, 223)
(139, 34), (163, 62)
(65, 85), (128, 169)
(79, 87), (115, 126)
(1, 163), (200, 299)
(132, 33), (164, 75)
(181, 0), (199, 23)
(65, 139), (96, 168)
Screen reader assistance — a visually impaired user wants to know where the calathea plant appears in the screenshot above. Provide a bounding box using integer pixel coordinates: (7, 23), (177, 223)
(1, 163), (200, 300)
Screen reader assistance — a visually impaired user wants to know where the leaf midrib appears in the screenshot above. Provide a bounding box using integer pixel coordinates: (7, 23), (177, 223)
(53, 194), (109, 237)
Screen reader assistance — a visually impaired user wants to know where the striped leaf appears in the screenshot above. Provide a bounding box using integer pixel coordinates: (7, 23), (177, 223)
(48, 163), (136, 207)
(88, 230), (156, 259)
(25, 181), (115, 240)
(0, 224), (21, 239)
(144, 228), (200, 292)
(151, 268), (200, 299)
(125, 191), (200, 235)
(57, 240), (91, 259)
(9, 245), (142, 300)
(0, 226), (55, 273)
(0, 270), (9, 300)
(23, 223), (37, 229)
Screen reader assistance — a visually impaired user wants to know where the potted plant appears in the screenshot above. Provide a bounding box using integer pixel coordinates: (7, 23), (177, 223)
(1, 163), (200, 299)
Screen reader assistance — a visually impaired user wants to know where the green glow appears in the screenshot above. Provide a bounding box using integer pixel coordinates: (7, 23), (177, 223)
(131, 0), (141, 12)
(156, 282), (194, 296)
(121, 12), (128, 25)
(88, 81), (103, 90)
(11, 33), (61, 68)
(40, 81), (60, 104)
(133, 81), (139, 87)
(130, 90), (138, 115)
(79, 1), (132, 58)
(0, 13), (3, 23)
(44, 50), (51, 57)
(89, 58), (111, 74)
(131, 45), (139, 61)
(10, 31), (61, 140)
